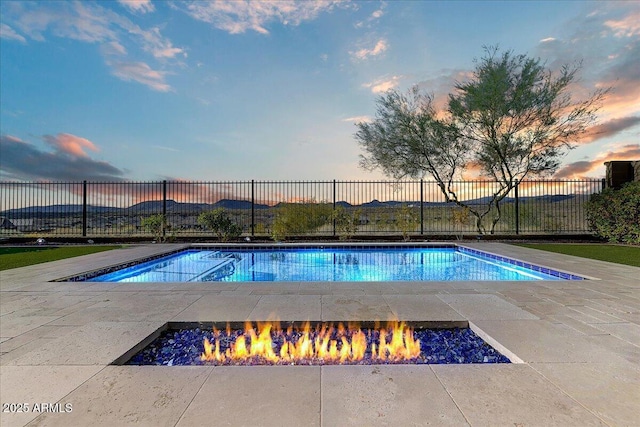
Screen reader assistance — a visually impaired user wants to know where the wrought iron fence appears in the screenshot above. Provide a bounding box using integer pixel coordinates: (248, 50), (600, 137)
(0, 179), (604, 239)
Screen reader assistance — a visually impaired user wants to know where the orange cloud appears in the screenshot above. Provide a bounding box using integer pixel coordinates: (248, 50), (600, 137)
(577, 116), (640, 144)
(554, 144), (640, 179)
(43, 133), (99, 157)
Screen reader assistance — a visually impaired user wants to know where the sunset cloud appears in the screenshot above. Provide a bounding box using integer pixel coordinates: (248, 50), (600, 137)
(554, 144), (640, 179)
(534, 3), (640, 124)
(350, 39), (388, 61)
(180, 1), (344, 35)
(0, 135), (125, 181)
(604, 11), (640, 37)
(362, 75), (401, 94)
(43, 133), (99, 158)
(578, 116), (640, 144)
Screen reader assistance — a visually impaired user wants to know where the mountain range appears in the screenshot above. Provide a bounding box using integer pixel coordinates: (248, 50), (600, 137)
(0, 195), (579, 216)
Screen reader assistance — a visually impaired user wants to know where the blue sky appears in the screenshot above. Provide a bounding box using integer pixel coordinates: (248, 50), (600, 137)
(1, 0), (638, 182)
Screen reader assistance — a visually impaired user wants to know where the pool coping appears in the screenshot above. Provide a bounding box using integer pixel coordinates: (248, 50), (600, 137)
(1, 242), (638, 426)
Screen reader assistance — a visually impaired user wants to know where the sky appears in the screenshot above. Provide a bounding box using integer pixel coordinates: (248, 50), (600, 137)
(1, 0), (639, 183)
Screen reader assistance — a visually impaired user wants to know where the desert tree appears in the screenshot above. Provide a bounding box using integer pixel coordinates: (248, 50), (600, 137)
(356, 47), (607, 233)
(448, 46), (607, 232)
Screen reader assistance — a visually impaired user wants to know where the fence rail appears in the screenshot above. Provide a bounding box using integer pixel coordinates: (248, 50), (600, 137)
(0, 179), (604, 239)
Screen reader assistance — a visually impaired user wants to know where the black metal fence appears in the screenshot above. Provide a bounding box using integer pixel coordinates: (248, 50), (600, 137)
(0, 179), (604, 239)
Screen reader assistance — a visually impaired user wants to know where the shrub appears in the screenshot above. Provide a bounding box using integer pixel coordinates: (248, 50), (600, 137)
(585, 181), (640, 244)
(271, 200), (332, 241)
(141, 214), (166, 242)
(394, 204), (420, 241)
(333, 206), (361, 240)
(451, 206), (471, 240)
(198, 208), (242, 242)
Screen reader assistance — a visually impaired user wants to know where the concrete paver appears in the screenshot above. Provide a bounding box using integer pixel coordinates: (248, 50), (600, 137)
(322, 365), (469, 426)
(432, 364), (608, 426)
(177, 366), (320, 427)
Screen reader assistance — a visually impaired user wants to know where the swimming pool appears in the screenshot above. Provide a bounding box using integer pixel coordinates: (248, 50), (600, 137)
(79, 245), (585, 282)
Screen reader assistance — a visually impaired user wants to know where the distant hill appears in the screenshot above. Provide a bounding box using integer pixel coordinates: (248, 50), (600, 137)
(215, 199), (269, 210)
(0, 194), (581, 216)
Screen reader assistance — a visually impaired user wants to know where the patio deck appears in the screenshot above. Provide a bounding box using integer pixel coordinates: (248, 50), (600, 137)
(1, 242), (638, 426)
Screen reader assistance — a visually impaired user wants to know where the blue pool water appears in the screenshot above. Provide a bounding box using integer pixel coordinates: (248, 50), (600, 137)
(84, 246), (582, 282)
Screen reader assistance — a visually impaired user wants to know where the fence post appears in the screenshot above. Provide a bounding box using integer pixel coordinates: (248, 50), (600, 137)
(251, 180), (255, 237)
(514, 180), (519, 235)
(333, 179), (336, 237)
(82, 180), (87, 237)
(162, 180), (167, 238)
(420, 179), (424, 235)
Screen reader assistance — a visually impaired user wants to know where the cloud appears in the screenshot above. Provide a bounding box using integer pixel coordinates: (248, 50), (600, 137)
(100, 40), (127, 56)
(354, 5), (385, 29)
(2, 2), (183, 90)
(179, 0), (344, 34)
(350, 38), (388, 60)
(342, 116), (372, 123)
(108, 61), (171, 92)
(533, 3), (640, 122)
(420, 70), (470, 108)
(578, 116), (640, 144)
(604, 11), (640, 37)
(554, 144), (640, 178)
(539, 37), (556, 43)
(118, 0), (155, 14)
(43, 133), (99, 158)
(131, 26), (185, 59)
(362, 75), (401, 94)
(10, 2), (117, 43)
(0, 134), (125, 181)
(0, 23), (26, 42)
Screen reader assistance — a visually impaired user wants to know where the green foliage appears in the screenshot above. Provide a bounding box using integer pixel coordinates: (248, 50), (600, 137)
(141, 214), (166, 242)
(393, 205), (420, 241)
(198, 208), (243, 242)
(356, 46), (607, 234)
(333, 206), (361, 240)
(585, 182), (640, 244)
(451, 205), (471, 239)
(271, 200), (332, 241)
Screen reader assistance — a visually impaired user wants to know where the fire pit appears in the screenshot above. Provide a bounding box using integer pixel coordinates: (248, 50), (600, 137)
(116, 321), (511, 366)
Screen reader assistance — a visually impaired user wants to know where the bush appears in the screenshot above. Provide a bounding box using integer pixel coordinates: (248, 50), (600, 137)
(333, 206), (361, 240)
(198, 208), (242, 242)
(585, 181), (640, 244)
(271, 200), (332, 241)
(394, 205), (420, 241)
(141, 214), (166, 242)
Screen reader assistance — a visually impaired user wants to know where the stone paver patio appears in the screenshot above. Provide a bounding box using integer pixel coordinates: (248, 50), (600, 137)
(1, 242), (638, 426)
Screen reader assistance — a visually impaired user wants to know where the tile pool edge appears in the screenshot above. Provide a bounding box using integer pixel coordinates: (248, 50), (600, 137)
(456, 245), (592, 281)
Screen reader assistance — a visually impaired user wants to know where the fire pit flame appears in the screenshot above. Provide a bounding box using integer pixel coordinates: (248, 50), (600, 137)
(200, 321), (421, 364)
